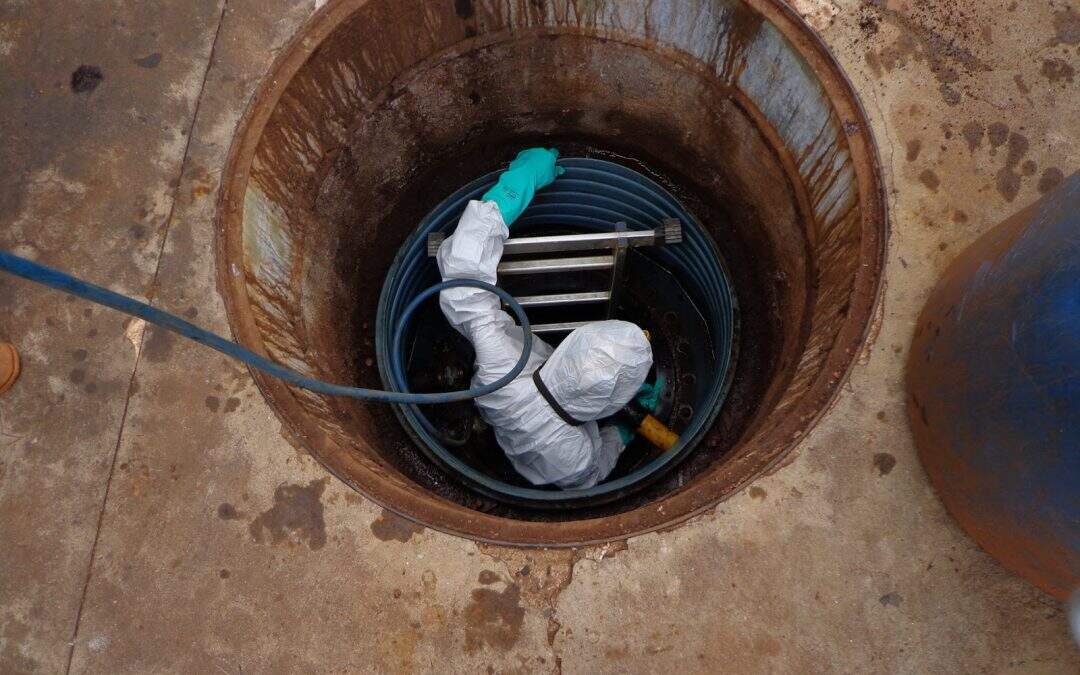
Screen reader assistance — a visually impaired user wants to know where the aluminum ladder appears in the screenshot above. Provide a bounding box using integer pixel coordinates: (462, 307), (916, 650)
(428, 219), (682, 335)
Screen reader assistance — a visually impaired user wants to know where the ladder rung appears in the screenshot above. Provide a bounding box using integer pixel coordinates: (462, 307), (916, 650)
(498, 255), (614, 275)
(530, 321), (592, 334)
(501, 229), (661, 255)
(514, 291), (610, 308)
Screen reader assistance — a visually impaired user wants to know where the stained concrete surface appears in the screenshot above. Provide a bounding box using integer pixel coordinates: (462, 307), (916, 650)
(1, 0), (1078, 672)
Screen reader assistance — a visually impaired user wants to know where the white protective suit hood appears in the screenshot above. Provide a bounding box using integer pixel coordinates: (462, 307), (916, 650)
(537, 321), (653, 422)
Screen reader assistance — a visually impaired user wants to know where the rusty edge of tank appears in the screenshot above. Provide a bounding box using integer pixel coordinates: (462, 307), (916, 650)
(214, 0), (888, 546)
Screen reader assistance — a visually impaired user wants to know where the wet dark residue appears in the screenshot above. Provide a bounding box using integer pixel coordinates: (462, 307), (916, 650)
(905, 139), (922, 162)
(70, 65), (103, 93)
(248, 478), (328, 550)
(861, 3), (991, 106)
(995, 132), (1030, 203)
(918, 169), (940, 192)
(217, 502), (242, 520)
(873, 452), (896, 476)
(134, 52), (162, 68)
(1040, 58), (1075, 85)
(1037, 168), (1064, 195)
(1051, 6), (1079, 47)
(879, 592), (903, 607)
(463, 582), (525, 653)
(961, 122), (983, 153)
(453, 0), (475, 20)
(142, 327), (175, 363)
(370, 508), (425, 542)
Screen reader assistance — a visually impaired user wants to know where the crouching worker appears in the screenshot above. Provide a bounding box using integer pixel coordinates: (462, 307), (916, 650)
(436, 147), (659, 489)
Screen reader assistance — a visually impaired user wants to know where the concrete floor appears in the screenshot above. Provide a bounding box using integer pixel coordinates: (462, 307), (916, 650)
(1, 0), (1078, 672)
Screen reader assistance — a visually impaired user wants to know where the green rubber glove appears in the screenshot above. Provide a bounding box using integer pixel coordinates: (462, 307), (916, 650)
(635, 375), (666, 413)
(615, 424), (636, 445)
(482, 147), (565, 226)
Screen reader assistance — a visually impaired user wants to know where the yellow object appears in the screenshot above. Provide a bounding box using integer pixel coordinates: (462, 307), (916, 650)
(637, 413), (679, 452)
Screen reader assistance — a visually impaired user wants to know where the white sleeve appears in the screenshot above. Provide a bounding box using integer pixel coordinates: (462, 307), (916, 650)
(436, 200), (523, 383)
(547, 424), (626, 490)
(595, 425), (627, 480)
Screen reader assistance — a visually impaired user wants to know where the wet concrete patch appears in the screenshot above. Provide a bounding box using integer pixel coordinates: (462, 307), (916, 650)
(70, 65), (103, 93)
(463, 582), (525, 653)
(1051, 6), (1079, 46)
(918, 169), (940, 191)
(248, 478), (328, 550)
(873, 453), (897, 476)
(1038, 168), (1064, 194)
(134, 52), (162, 68)
(879, 592), (903, 607)
(216, 502), (241, 520)
(142, 327), (174, 363)
(1040, 58), (1075, 85)
(369, 508), (425, 543)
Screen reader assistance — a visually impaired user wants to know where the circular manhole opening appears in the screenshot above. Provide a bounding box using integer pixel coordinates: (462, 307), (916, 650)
(217, 0), (886, 545)
(379, 158), (739, 508)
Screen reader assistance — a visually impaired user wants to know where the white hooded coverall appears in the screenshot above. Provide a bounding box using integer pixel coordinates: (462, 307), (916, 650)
(437, 200), (654, 489)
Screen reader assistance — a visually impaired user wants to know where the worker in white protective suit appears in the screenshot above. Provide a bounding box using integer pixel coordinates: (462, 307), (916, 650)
(436, 148), (655, 489)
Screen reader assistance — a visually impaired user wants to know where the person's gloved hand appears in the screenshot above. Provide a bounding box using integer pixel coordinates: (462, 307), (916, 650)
(615, 423), (636, 445)
(613, 376), (666, 445)
(482, 147), (565, 226)
(635, 375), (666, 413)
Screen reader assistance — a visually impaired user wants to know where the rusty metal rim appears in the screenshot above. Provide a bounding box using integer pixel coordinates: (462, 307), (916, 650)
(215, 0), (888, 546)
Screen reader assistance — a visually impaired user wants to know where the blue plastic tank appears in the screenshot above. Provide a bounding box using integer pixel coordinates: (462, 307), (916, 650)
(907, 171), (1079, 599)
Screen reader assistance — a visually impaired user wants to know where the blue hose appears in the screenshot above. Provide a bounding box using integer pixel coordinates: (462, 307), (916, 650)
(0, 249), (532, 405)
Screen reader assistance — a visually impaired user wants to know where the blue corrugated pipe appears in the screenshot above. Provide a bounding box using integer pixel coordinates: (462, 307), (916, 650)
(0, 249), (532, 404)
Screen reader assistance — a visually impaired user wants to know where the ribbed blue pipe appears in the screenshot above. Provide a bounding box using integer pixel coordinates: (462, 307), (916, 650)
(376, 158), (738, 507)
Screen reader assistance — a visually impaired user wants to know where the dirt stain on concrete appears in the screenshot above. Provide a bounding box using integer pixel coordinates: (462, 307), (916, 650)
(1051, 6), (1079, 46)
(1037, 167), (1064, 194)
(463, 582), (525, 653)
(961, 122), (983, 152)
(248, 478), (328, 550)
(70, 65), (103, 93)
(879, 592), (903, 607)
(905, 139), (922, 162)
(862, 3), (990, 105)
(1040, 58), (1075, 84)
(918, 169), (940, 191)
(987, 122), (1009, 150)
(995, 132), (1030, 202)
(369, 508), (425, 542)
(142, 327), (175, 363)
(134, 52), (162, 68)
(748, 485), (767, 500)
(873, 453), (897, 476)
(1013, 74), (1030, 95)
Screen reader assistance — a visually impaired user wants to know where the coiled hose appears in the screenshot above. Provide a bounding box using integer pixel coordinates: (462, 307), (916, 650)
(0, 250), (531, 405)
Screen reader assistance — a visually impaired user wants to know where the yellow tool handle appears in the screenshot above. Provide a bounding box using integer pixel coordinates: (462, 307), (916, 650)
(637, 414), (679, 452)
